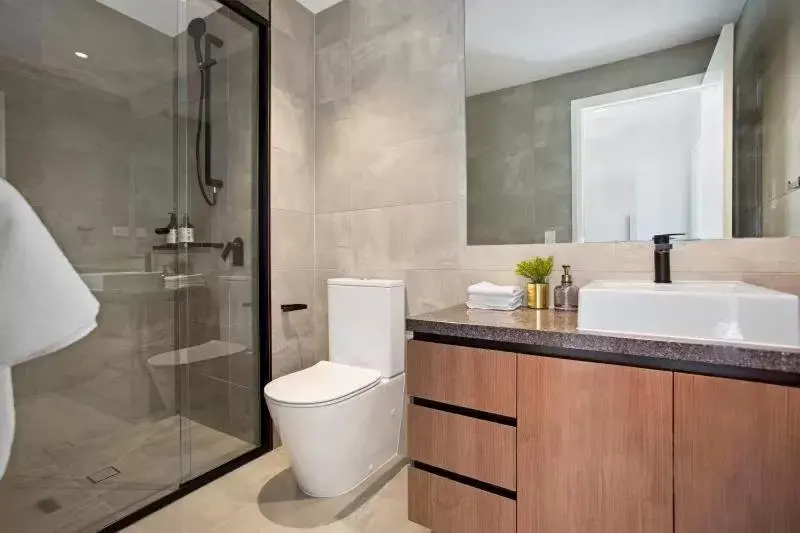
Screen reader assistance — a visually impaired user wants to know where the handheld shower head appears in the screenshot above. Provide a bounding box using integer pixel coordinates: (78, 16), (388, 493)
(187, 18), (206, 65)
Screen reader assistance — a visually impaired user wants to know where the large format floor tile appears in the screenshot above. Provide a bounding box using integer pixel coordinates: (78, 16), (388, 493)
(0, 415), (252, 533)
(126, 450), (425, 533)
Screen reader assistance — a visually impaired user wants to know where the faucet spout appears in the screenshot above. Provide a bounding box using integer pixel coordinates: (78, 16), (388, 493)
(652, 233), (684, 284)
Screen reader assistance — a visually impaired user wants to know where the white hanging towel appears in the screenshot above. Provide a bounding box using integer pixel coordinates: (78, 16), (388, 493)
(0, 178), (99, 478)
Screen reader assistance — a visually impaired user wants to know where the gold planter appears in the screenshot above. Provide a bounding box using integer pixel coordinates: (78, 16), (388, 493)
(527, 283), (549, 309)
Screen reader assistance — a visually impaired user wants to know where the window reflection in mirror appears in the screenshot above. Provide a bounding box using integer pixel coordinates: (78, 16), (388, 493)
(465, 0), (799, 245)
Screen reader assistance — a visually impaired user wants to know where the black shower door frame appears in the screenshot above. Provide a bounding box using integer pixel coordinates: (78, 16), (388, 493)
(101, 1), (272, 530)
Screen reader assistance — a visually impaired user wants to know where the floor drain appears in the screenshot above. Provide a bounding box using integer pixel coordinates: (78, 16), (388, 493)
(36, 498), (61, 514)
(87, 466), (121, 484)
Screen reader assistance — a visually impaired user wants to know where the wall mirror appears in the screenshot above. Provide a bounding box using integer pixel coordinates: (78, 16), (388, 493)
(465, 0), (800, 245)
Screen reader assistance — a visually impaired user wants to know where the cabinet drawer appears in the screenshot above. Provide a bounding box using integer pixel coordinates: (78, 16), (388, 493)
(408, 404), (516, 490)
(408, 467), (515, 533)
(406, 340), (516, 417)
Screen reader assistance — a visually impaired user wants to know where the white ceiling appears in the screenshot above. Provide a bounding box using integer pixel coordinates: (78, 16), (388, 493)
(96, 0), (221, 36)
(466, 0), (748, 96)
(297, 0), (344, 13)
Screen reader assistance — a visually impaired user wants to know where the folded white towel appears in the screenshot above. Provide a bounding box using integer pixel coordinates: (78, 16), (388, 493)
(467, 294), (523, 307)
(0, 178), (99, 478)
(467, 281), (522, 298)
(466, 299), (522, 311)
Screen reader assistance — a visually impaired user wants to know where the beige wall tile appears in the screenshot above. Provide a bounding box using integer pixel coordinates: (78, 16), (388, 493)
(351, 62), (462, 148)
(671, 238), (800, 272)
(270, 209), (314, 270)
(315, 212), (354, 270)
(272, 336), (316, 378)
(350, 202), (459, 271)
(315, 118), (353, 213)
(270, 0), (316, 383)
(349, 0), (461, 47)
(270, 88), (313, 157)
(271, 269), (315, 376)
(351, 131), (464, 210)
(315, 0), (351, 49)
(405, 269), (465, 316)
(270, 147), (313, 213)
(271, 0), (314, 43)
(316, 41), (351, 104)
(459, 243), (554, 271)
(552, 242), (629, 274)
(272, 27), (314, 101)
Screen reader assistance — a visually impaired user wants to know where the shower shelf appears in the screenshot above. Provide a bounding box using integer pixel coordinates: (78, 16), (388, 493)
(152, 242), (224, 251)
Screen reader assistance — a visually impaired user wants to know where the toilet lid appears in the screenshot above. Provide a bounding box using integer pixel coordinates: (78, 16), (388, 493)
(264, 361), (381, 405)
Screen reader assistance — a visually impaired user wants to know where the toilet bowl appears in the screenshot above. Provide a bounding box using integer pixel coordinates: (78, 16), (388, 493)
(265, 278), (406, 498)
(265, 361), (405, 497)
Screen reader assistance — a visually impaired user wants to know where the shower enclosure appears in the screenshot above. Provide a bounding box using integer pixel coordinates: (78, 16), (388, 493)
(0, 1), (270, 531)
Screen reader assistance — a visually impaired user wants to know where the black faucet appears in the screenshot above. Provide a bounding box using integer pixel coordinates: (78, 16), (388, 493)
(652, 233), (684, 284)
(221, 237), (244, 267)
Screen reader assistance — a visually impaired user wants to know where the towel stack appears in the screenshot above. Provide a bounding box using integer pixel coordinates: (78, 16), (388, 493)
(164, 274), (205, 290)
(466, 282), (523, 311)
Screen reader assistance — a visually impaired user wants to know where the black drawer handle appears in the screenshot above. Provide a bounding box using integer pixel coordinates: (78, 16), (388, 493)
(281, 303), (308, 313)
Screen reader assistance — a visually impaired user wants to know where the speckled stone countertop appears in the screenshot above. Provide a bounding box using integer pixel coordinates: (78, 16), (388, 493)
(406, 306), (800, 375)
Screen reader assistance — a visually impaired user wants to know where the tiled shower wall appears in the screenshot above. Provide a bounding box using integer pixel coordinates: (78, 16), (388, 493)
(306, 0), (800, 358)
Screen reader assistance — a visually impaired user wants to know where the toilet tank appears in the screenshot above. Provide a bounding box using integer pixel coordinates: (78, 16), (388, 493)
(327, 278), (405, 377)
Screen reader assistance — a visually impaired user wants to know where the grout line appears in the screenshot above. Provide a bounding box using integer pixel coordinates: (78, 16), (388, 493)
(316, 199), (460, 215)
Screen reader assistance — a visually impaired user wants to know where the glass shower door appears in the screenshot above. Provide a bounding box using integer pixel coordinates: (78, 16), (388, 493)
(0, 0), (264, 531)
(0, 1), (185, 531)
(173, 0), (262, 481)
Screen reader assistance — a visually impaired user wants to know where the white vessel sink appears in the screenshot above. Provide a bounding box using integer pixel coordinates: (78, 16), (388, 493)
(578, 281), (800, 347)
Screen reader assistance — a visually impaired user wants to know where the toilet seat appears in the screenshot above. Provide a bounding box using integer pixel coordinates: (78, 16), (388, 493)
(264, 361), (381, 407)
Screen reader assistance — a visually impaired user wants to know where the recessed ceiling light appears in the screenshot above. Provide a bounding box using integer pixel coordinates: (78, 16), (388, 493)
(74, 51), (88, 59)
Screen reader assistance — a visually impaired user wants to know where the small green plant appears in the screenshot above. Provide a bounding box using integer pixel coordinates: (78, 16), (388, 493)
(516, 256), (554, 284)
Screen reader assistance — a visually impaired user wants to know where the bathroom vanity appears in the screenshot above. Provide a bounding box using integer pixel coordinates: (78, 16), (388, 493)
(405, 306), (800, 533)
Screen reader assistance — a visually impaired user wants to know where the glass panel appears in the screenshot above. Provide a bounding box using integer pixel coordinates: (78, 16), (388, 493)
(0, 1), (183, 530)
(173, 0), (261, 480)
(0, 0), (262, 530)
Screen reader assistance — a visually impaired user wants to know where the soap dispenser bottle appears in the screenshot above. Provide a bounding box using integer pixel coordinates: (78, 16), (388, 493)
(554, 265), (579, 311)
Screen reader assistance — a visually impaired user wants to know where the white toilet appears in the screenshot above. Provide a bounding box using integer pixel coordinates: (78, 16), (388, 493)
(264, 278), (406, 497)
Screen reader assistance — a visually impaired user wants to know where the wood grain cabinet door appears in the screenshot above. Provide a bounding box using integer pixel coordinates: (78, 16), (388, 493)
(408, 467), (516, 533)
(406, 340), (516, 416)
(407, 404), (516, 490)
(517, 356), (673, 533)
(675, 374), (800, 533)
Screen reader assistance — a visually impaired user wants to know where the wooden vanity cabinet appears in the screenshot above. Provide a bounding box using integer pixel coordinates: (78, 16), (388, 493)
(674, 374), (800, 533)
(408, 339), (800, 533)
(406, 341), (517, 533)
(516, 356), (673, 533)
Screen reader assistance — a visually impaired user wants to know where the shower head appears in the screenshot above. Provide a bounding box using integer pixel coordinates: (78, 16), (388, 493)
(187, 18), (206, 64)
(187, 18), (207, 39)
